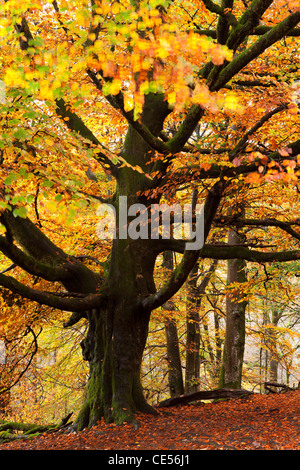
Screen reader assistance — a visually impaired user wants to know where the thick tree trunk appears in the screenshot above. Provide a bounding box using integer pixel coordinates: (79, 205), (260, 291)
(76, 238), (158, 428)
(76, 305), (153, 427)
(164, 318), (184, 397)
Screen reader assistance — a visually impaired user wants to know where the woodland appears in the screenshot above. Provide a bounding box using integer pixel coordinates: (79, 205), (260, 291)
(0, 0), (300, 451)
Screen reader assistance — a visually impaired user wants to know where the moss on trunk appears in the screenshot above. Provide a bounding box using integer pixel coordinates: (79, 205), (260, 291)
(75, 284), (157, 429)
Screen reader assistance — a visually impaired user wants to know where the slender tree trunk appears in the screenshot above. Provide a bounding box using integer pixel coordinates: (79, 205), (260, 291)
(185, 260), (218, 392)
(0, 369), (10, 414)
(213, 304), (223, 377)
(269, 309), (280, 382)
(219, 228), (248, 389)
(165, 318), (184, 397)
(163, 251), (184, 397)
(185, 263), (201, 393)
(0, 341), (9, 413)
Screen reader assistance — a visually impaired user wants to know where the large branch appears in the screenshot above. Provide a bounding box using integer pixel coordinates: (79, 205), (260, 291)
(0, 211), (103, 296)
(225, 0), (274, 51)
(202, 0), (238, 27)
(0, 234), (69, 281)
(154, 239), (300, 263)
(201, 244), (300, 263)
(165, 105), (206, 154)
(216, 0), (235, 45)
(0, 273), (104, 312)
(211, 11), (300, 91)
(158, 387), (253, 407)
(1, 210), (69, 265)
(54, 98), (118, 175)
(215, 217), (300, 241)
(195, 25), (300, 39)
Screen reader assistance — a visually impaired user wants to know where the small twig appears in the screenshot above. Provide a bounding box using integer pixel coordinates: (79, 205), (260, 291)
(75, 255), (103, 266)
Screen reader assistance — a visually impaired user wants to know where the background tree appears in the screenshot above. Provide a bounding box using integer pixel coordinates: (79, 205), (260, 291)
(0, 0), (300, 428)
(219, 227), (248, 389)
(185, 258), (218, 392)
(162, 250), (184, 397)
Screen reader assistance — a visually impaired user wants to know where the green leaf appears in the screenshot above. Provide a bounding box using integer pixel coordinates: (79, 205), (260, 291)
(8, 118), (21, 125)
(23, 110), (38, 119)
(26, 195), (34, 203)
(4, 173), (19, 185)
(13, 206), (27, 218)
(13, 128), (30, 140)
(28, 37), (44, 48)
(41, 179), (54, 188)
(19, 167), (27, 176)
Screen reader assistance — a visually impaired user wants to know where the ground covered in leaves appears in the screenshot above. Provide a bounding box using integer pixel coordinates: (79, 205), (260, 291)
(0, 390), (299, 451)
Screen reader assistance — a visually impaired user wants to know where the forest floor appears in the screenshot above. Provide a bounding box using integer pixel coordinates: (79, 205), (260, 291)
(0, 390), (299, 451)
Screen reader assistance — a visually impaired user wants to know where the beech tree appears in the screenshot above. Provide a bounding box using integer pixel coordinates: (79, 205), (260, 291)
(1, 0), (300, 428)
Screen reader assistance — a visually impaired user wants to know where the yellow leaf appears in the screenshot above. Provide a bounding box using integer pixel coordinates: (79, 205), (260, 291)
(39, 79), (53, 100)
(4, 68), (26, 88)
(167, 91), (176, 105)
(110, 79), (122, 95)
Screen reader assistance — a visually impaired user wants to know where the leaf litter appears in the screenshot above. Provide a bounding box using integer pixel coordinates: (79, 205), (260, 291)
(0, 390), (299, 451)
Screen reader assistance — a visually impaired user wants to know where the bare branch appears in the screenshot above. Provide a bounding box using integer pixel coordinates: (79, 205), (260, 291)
(215, 217), (300, 241)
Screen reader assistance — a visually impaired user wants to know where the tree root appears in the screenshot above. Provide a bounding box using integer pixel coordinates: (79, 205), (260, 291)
(0, 412), (73, 442)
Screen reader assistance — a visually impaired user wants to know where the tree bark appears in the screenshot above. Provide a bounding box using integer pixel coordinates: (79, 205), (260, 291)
(163, 251), (184, 398)
(74, 94), (172, 427)
(185, 263), (201, 393)
(219, 228), (248, 389)
(269, 309), (280, 382)
(185, 260), (218, 393)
